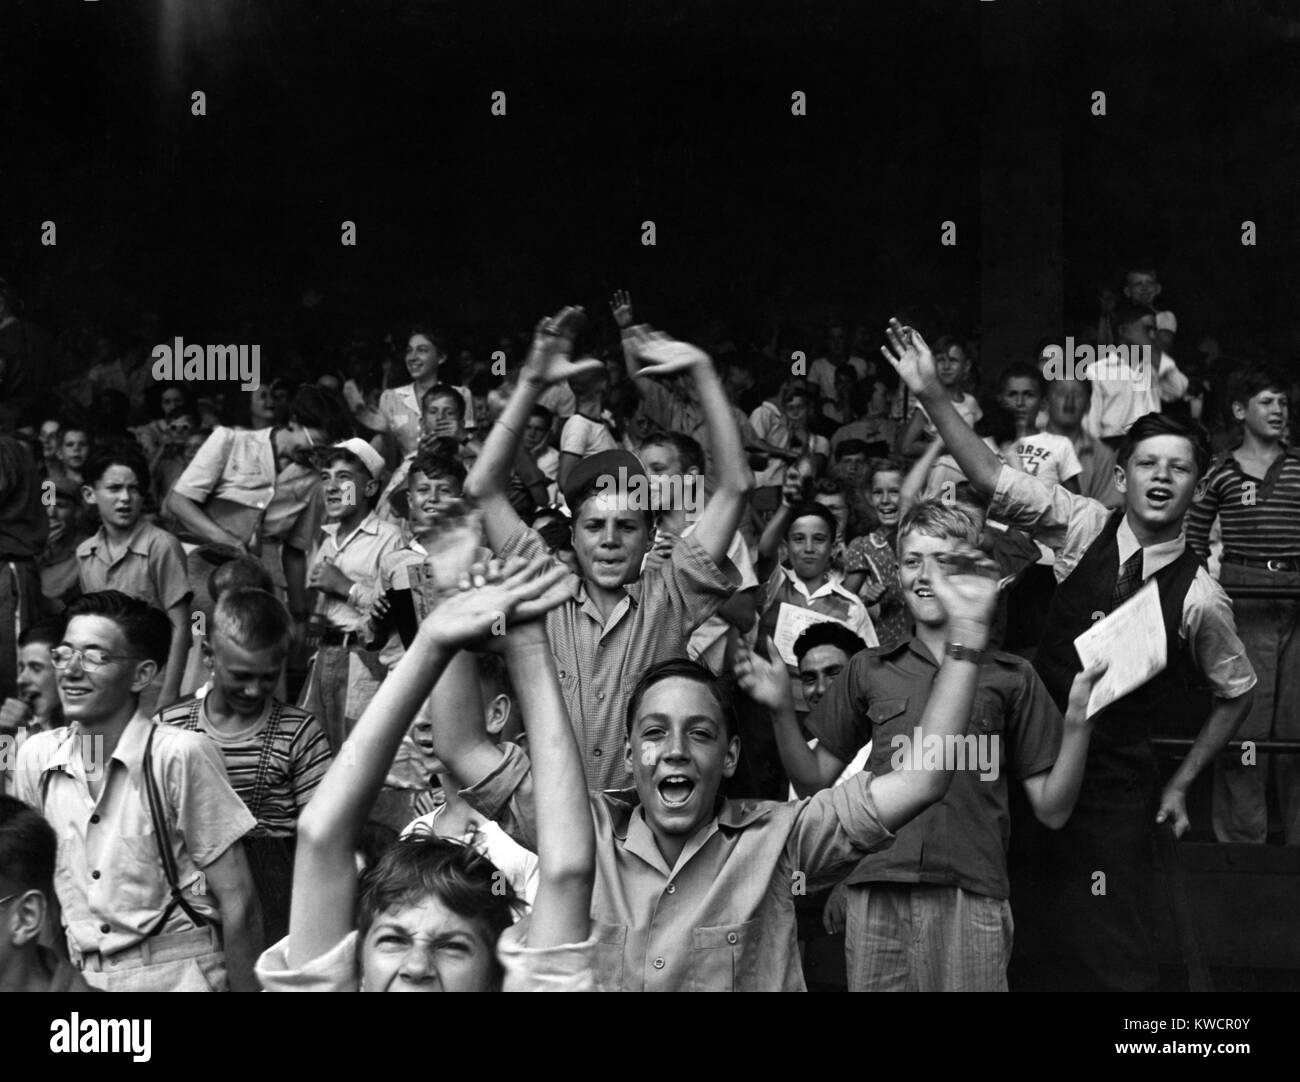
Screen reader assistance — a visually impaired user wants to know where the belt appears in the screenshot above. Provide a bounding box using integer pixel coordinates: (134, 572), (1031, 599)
(319, 627), (364, 647)
(74, 925), (223, 973)
(1221, 553), (1300, 573)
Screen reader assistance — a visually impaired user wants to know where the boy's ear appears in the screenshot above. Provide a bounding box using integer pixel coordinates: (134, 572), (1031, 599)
(483, 692), (512, 737)
(1113, 463), (1128, 495)
(1230, 401), (1247, 422)
(81, 484), (96, 506)
(8, 889), (47, 949)
(720, 734), (741, 780)
(130, 658), (160, 694)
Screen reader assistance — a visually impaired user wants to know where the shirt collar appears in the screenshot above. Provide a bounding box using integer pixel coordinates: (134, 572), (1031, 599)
(42, 712), (153, 776)
(82, 519), (151, 559)
(780, 564), (854, 602)
(1116, 514), (1185, 579)
(321, 511), (380, 545)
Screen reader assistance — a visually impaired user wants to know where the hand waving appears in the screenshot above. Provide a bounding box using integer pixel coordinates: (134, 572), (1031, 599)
(880, 318), (941, 398)
(626, 326), (711, 380)
(523, 306), (603, 387)
(734, 637), (795, 712)
(422, 553), (571, 650)
(925, 544), (999, 649)
(609, 289), (635, 330)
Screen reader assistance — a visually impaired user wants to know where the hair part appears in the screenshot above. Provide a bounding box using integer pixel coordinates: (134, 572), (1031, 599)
(625, 657), (738, 740)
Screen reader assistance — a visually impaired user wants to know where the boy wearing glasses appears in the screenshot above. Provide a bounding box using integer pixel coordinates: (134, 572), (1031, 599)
(15, 591), (262, 991)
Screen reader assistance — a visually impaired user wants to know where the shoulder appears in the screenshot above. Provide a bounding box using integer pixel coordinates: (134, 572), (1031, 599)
(74, 533), (98, 558)
(156, 698), (201, 727)
(15, 726), (70, 767)
(1185, 565), (1233, 617)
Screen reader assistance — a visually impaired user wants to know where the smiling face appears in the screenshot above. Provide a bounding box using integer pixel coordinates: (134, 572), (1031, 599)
(360, 897), (497, 993)
(870, 470), (903, 528)
(572, 491), (650, 591)
(406, 469), (463, 533)
(406, 334), (443, 382)
(897, 531), (969, 629)
(798, 644), (851, 709)
(83, 464), (144, 532)
(1124, 271), (1161, 307)
(786, 513), (834, 584)
(17, 642), (59, 718)
(626, 676), (739, 864)
(422, 393), (464, 440)
(206, 632), (285, 720)
(56, 616), (153, 726)
(1234, 387), (1288, 443)
(320, 458), (376, 521)
(1116, 434), (1200, 539)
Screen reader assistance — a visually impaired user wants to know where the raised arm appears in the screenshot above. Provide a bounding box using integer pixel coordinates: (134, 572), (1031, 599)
(882, 319), (1001, 497)
(756, 471), (801, 580)
(899, 436), (946, 518)
(464, 308), (601, 551)
(626, 329), (754, 565)
(288, 553), (569, 967)
(868, 547), (999, 830)
(1020, 662), (1107, 828)
(502, 622), (595, 949)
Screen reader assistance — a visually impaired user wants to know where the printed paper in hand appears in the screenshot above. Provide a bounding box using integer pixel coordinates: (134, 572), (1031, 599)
(773, 604), (845, 668)
(1072, 578), (1166, 719)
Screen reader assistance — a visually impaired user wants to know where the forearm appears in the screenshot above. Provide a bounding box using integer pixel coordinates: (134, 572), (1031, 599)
(1027, 721), (1095, 829)
(430, 649), (503, 786)
(283, 546), (308, 616)
(465, 377), (541, 502)
(758, 504), (793, 566)
(915, 389), (1000, 494)
(166, 492), (240, 547)
(900, 439), (945, 514)
(716, 590), (757, 633)
(219, 897), (264, 992)
(504, 634), (594, 947)
(771, 701), (834, 797)
(694, 365), (751, 495)
(1166, 691), (1253, 795)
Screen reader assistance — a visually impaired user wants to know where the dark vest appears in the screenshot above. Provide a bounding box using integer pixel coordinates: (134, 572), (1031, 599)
(1033, 511), (1206, 765)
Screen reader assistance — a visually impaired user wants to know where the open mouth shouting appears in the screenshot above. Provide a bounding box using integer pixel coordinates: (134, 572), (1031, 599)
(1144, 485), (1174, 510)
(657, 774), (697, 810)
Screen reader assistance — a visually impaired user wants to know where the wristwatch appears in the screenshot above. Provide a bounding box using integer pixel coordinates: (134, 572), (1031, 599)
(945, 643), (988, 665)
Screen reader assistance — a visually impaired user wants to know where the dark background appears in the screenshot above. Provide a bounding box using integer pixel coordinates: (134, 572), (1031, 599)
(3, 0), (1299, 367)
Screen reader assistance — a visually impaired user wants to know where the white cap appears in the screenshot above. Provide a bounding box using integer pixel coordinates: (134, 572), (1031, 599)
(332, 437), (387, 479)
(1156, 310), (1178, 333)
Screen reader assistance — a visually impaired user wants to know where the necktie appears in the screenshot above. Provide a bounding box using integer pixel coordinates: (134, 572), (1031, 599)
(1110, 549), (1145, 611)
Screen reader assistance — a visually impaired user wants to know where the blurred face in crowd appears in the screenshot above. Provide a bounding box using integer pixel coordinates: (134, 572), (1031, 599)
(1124, 271), (1161, 308)
(818, 492), (849, 542)
(46, 494), (77, 545)
(1233, 387), (1287, 443)
(798, 644), (851, 709)
(275, 421), (328, 469)
(898, 531), (969, 630)
(639, 440), (695, 515)
(826, 324), (847, 360)
(1046, 379), (1089, 433)
(836, 451), (867, 490)
(406, 469), (464, 535)
(833, 368), (856, 404)
(1001, 376), (1042, 434)
(406, 334), (443, 383)
(1115, 434), (1200, 539)
(59, 431), (89, 473)
(935, 345), (968, 390)
(1118, 313), (1156, 349)
(625, 675), (739, 864)
(17, 641), (60, 719)
(422, 393), (464, 441)
(870, 469), (903, 529)
(249, 385), (276, 428)
(83, 464), (145, 532)
(523, 412), (551, 454)
(786, 513), (834, 585)
(39, 421), (61, 461)
(160, 387), (185, 418)
(571, 490), (650, 592)
(867, 380), (890, 418)
(320, 458), (376, 523)
(782, 393), (809, 431)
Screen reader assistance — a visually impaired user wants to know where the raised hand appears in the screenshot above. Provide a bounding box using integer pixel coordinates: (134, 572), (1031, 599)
(781, 470), (804, 508)
(522, 306), (603, 387)
(734, 636), (795, 713)
(860, 579), (888, 605)
(627, 327), (711, 380)
(880, 318), (941, 398)
(421, 553), (570, 650)
(1065, 660), (1108, 725)
(609, 289), (635, 330)
(925, 543), (1000, 648)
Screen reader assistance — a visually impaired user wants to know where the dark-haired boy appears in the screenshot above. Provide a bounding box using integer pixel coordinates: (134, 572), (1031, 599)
(15, 591), (262, 990)
(465, 308), (752, 790)
(0, 794), (92, 991)
(77, 447), (191, 711)
(1001, 362), (1082, 493)
(1, 622), (67, 796)
(885, 319), (1255, 991)
(1086, 304), (1189, 449)
(436, 551), (1002, 990)
(307, 439), (404, 752)
(1186, 361), (1300, 843)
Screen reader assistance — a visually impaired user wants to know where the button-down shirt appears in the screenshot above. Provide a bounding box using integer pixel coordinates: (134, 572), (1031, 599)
(75, 520), (191, 612)
(172, 426), (321, 551)
(463, 742), (894, 991)
(758, 565), (879, 666)
(991, 465), (1256, 699)
(310, 512), (405, 634)
(15, 713), (255, 956)
(807, 637), (1062, 899)
(498, 522), (738, 790)
(1084, 349), (1189, 439)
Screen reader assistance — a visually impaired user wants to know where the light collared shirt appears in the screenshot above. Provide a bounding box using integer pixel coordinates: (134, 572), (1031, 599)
(498, 522), (738, 791)
(15, 713), (255, 957)
(75, 519), (191, 612)
(991, 465), (1256, 700)
(310, 512), (405, 634)
(172, 426), (322, 550)
(749, 402), (829, 486)
(463, 742), (894, 991)
(371, 384), (475, 459)
(1084, 349), (1190, 439)
(759, 565), (878, 649)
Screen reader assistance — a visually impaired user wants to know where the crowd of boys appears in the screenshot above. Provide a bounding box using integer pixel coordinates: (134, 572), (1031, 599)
(0, 265), (1295, 992)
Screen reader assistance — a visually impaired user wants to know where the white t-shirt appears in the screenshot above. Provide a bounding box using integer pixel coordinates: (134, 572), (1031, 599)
(403, 807), (539, 911)
(1014, 432), (1082, 490)
(559, 412), (618, 459)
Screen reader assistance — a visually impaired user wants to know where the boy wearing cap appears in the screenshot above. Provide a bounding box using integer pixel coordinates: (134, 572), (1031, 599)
(465, 308), (753, 790)
(306, 440), (404, 752)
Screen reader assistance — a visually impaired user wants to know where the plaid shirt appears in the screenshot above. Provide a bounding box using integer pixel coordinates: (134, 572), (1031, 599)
(498, 522), (738, 790)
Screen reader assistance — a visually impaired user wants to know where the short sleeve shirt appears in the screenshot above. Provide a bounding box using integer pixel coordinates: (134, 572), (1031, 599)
(75, 521), (191, 612)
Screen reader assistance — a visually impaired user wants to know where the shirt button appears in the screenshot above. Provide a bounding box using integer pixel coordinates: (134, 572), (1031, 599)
(653, 958), (665, 970)
(596, 691), (605, 701)
(666, 884), (676, 894)
(592, 748), (602, 757)
(90, 814), (100, 824)
(1090, 610), (1106, 622)
(727, 932), (739, 945)
(100, 923), (111, 934)
(91, 870), (101, 880)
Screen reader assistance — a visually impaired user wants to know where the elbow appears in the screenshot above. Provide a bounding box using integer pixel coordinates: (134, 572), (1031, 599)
(463, 468), (491, 502)
(1036, 807), (1070, 831)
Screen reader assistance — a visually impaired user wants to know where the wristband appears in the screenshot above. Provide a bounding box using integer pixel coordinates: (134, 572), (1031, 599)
(945, 643), (988, 665)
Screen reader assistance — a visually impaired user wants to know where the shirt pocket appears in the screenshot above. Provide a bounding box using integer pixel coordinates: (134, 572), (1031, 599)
(593, 922), (627, 991)
(689, 919), (757, 992)
(969, 687), (1006, 737)
(114, 832), (166, 911)
(867, 697), (909, 729)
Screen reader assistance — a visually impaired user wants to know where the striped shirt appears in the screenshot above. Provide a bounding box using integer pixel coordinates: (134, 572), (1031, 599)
(156, 696), (332, 837)
(1186, 445), (1300, 562)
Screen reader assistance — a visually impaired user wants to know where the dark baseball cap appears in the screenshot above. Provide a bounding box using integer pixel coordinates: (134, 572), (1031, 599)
(561, 449), (648, 512)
